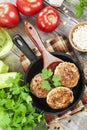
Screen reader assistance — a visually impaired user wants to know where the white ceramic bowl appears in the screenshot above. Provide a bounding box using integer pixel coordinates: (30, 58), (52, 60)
(69, 21), (87, 52)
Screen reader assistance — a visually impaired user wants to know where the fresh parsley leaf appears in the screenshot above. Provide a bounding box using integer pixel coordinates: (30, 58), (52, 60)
(53, 81), (61, 87)
(0, 89), (6, 98)
(66, 0), (87, 18)
(41, 68), (53, 79)
(41, 68), (62, 90)
(75, 3), (84, 18)
(52, 75), (62, 87)
(5, 99), (15, 109)
(76, 0), (87, 18)
(6, 127), (13, 130)
(0, 112), (11, 127)
(41, 80), (51, 90)
(0, 73), (46, 130)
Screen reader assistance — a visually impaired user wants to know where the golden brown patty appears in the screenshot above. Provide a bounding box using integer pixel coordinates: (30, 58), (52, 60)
(47, 87), (74, 109)
(30, 73), (49, 98)
(54, 62), (80, 88)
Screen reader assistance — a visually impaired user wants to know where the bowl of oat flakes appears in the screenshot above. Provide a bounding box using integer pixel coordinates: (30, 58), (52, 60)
(69, 21), (87, 52)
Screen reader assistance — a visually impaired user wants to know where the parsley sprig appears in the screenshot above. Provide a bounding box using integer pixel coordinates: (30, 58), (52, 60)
(41, 68), (62, 90)
(66, 0), (87, 18)
(41, 69), (53, 79)
(52, 75), (62, 87)
(0, 73), (46, 130)
(75, 0), (87, 18)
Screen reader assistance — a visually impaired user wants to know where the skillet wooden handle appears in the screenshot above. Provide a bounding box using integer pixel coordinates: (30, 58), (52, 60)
(24, 21), (49, 56)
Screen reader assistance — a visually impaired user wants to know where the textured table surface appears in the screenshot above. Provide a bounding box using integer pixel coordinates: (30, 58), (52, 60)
(0, 0), (87, 130)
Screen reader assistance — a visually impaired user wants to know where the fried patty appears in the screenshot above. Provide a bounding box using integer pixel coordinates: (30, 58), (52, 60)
(54, 62), (80, 88)
(47, 87), (74, 109)
(30, 73), (49, 98)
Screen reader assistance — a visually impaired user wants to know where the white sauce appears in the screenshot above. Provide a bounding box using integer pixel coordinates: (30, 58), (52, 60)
(72, 25), (87, 50)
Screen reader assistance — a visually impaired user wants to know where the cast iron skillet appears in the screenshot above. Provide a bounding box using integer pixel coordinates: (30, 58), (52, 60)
(13, 34), (85, 115)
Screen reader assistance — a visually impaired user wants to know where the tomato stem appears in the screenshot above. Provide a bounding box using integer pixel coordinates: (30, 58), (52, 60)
(48, 15), (56, 24)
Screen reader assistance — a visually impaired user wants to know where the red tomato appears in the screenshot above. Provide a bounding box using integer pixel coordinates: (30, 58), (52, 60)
(0, 2), (20, 28)
(16, 0), (43, 16)
(36, 6), (60, 32)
